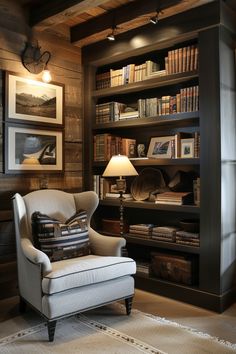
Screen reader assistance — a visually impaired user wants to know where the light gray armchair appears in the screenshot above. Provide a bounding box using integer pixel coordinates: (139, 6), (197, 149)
(13, 190), (136, 341)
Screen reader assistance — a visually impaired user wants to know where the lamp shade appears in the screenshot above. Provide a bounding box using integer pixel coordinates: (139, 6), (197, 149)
(102, 154), (138, 177)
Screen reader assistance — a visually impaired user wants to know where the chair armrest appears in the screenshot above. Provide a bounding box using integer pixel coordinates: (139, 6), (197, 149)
(21, 238), (52, 274)
(89, 228), (126, 256)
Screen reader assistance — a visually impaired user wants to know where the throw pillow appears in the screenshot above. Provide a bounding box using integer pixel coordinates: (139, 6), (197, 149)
(31, 210), (90, 262)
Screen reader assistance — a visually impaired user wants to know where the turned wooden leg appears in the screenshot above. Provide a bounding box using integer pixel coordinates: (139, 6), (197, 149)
(48, 320), (57, 342)
(125, 296), (133, 315)
(19, 296), (27, 313)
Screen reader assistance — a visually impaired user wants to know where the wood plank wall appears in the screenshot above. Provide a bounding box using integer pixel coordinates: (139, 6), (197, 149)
(0, 1), (83, 299)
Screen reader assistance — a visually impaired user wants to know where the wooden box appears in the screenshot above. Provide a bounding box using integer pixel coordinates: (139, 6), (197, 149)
(102, 219), (128, 236)
(150, 252), (197, 285)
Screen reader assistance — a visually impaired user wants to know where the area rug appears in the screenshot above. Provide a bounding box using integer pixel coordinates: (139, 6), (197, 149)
(0, 304), (235, 354)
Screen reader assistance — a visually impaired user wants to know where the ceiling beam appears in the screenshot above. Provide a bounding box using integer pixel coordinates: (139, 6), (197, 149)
(71, 0), (182, 44)
(30, 0), (109, 31)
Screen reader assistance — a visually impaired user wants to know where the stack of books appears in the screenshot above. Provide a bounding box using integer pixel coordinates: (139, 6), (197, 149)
(155, 192), (193, 205)
(176, 230), (200, 247)
(152, 226), (179, 242)
(94, 134), (136, 161)
(136, 261), (150, 275)
(129, 224), (154, 238)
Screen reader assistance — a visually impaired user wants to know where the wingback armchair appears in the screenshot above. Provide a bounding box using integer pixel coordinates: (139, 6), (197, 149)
(13, 190), (136, 341)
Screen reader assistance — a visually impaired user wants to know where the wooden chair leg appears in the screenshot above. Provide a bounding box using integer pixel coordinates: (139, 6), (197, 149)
(19, 296), (27, 313)
(125, 296), (133, 315)
(48, 320), (57, 342)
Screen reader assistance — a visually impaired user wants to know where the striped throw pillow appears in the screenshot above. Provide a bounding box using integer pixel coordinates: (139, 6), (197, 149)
(31, 210), (90, 262)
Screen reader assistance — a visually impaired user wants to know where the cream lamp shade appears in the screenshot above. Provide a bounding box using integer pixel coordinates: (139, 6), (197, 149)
(102, 154), (138, 177)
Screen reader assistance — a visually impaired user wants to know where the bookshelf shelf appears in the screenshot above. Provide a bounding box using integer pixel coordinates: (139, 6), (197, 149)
(94, 158), (200, 167)
(93, 111), (199, 131)
(99, 199), (200, 214)
(92, 71), (198, 98)
(125, 234), (200, 254)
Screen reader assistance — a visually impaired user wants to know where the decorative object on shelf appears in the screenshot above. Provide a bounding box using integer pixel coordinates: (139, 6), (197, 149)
(168, 170), (198, 192)
(181, 138), (195, 158)
(103, 155), (138, 236)
(21, 41), (52, 82)
(137, 143), (146, 157)
(4, 124), (63, 173)
(179, 219), (200, 233)
(131, 168), (166, 201)
(5, 72), (64, 126)
(147, 136), (174, 159)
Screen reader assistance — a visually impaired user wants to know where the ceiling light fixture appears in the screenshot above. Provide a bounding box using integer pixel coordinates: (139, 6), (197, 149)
(150, 10), (160, 25)
(21, 41), (52, 83)
(107, 25), (116, 41)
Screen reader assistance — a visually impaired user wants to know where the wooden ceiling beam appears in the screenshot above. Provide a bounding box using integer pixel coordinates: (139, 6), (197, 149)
(30, 0), (110, 31)
(71, 0), (182, 44)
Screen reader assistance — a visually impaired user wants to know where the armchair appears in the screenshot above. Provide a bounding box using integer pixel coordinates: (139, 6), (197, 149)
(13, 190), (136, 341)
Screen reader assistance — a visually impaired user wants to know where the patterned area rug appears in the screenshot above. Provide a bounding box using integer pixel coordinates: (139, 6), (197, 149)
(0, 304), (235, 354)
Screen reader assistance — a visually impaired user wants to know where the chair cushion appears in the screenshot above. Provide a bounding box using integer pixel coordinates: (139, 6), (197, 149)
(42, 255), (136, 295)
(32, 210), (90, 262)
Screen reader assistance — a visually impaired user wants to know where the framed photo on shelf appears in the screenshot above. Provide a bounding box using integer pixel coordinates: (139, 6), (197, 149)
(181, 138), (195, 158)
(147, 136), (174, 159)
(5, 72), (64, 126)
(4, 124), (63, 173)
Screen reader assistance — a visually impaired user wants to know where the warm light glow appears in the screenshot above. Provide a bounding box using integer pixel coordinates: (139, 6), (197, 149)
(42, 69), (52, 83)
(107, 33), (115, 41)
(102, 154), (138, 177)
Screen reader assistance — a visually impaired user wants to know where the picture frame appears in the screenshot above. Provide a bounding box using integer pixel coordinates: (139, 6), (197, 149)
(147, 136), (174, 159)
(181, 138), (195, 158)
(4, 124), (64, 173)
(5, 72), (64, 126)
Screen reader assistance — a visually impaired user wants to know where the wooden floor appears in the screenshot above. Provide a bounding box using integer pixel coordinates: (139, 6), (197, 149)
(0, 289), (236, 344)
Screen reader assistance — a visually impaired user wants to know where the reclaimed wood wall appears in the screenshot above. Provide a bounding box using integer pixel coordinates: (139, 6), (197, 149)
(0, 1), (83, 299)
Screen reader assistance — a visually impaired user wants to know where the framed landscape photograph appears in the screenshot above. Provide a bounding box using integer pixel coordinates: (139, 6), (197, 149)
(5, 72), (64, 126)
(181, 138), (195, 158)
(147, 136), (174, 159)
(4, 124), (63, 173)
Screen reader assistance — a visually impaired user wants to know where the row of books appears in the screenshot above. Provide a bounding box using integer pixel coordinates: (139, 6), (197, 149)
(154, 191), (193, 205)
(128, 224), (200, 247)
(95, 44), (198, 90)
(96, 60), (160, 89)
(94, 134), (136, 161)
(95, 85), (199, 124)
(138, 85), (199, 117)
(165, 44), (198, 75)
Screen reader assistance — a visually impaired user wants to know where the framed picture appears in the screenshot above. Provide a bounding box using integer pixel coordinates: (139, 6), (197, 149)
(4, 124), (63, 173)
(5, 72), (64, 126)
(181, 138), (195, 158)
(147, 136), (174, 158)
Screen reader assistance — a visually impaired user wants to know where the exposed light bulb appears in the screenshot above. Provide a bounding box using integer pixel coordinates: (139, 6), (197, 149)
(107, 32), (115, 41)
(42, 68), (52, 83)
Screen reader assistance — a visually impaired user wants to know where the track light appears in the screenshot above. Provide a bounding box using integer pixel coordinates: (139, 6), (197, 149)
(21, 41), (52, 82)
(107, 24), (117, 41)
(150, 10), (160, 25)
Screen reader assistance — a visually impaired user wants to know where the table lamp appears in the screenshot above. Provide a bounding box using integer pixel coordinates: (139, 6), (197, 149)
(102, 154), (138, 237)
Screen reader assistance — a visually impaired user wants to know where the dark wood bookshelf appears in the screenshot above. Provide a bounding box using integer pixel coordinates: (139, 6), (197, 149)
(83, 3), (236, 312)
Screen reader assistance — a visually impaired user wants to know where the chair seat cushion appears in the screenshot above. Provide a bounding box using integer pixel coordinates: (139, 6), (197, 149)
(42, 255), (136, 295)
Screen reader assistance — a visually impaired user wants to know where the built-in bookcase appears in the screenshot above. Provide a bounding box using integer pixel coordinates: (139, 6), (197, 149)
(82, 2), (236, 312)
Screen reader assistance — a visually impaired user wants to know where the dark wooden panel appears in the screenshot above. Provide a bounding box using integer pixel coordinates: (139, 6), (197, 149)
(64, 142), (82, 172)
(198, 28), (221, 293)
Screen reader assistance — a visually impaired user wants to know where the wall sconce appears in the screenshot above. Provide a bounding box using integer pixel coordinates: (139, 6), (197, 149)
(21, 41), (52, 83)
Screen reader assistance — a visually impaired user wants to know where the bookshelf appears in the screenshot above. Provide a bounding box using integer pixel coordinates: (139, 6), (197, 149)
(82, 2), (236, 312)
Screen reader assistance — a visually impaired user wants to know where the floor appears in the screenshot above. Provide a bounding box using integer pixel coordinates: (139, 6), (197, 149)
(1, 289), (236, 344)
